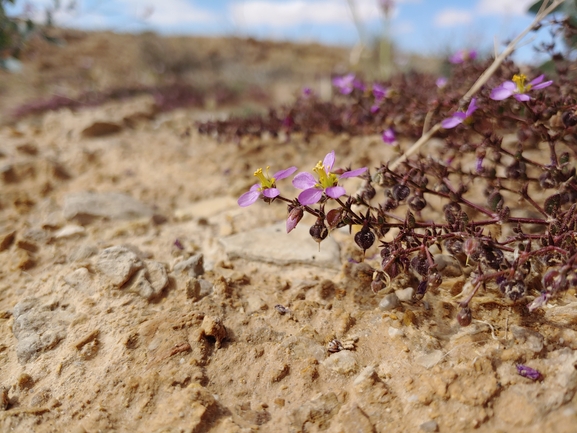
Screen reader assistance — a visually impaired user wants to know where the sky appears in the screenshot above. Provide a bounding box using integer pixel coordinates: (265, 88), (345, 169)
(6, 0), (557, 64)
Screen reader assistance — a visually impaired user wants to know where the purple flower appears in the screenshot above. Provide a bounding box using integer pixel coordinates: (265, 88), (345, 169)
(490, 74), (553, 102)
(292, 151), (367, 205)
(436, 77), (448, 89)
(372, 83), (389, 100)
(332, 74), (356, 95)
(449, 49), (477, 64)
(302, 87), (313, 97)
(238, 166), (297, 207)
(382, 128), (396, 144)
(441, 98), (478, 129)
(516, 364), (542, 381)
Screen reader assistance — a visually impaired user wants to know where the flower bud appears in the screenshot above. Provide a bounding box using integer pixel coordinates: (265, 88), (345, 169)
(355, 226), (375, 253)
(457, 306), (472, 326)
(286, 206), (304, 233)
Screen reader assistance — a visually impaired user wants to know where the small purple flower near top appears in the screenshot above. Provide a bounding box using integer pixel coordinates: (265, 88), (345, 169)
(490, 74), (553, 102)
(516, 364), (542, 381)
(332, 74), (365, 94)
(441, 98), (478, 129)
(382, 128), (397, 145)
(436, 77), (448, 89)
(449, 49), (477, 64)
(292, 151), (367, 205)
(238, 166), (297, 207)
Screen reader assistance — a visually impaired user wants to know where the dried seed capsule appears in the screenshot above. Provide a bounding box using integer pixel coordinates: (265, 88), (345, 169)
(410, 256), (429, 277)
(457, 306), (472, 326)
(392, 184), (410, 202)
(415, 279), (428, 299)
(408, 195), (427, 211)
(310, 220), (328, 243)
(355, 226), (375, 252)
(357, 183), (376, 201)
(499, 279), (526, 301)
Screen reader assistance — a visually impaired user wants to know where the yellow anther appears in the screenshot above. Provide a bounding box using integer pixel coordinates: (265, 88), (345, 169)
(513, 74), (527, 92)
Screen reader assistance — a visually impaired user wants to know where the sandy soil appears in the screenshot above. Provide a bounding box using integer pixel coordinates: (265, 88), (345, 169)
(1, 31), (577, 433)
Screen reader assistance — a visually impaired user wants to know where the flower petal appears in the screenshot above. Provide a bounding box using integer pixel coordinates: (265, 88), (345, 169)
(263, 188), (280, 198)
(490, 87), (513, 101)
(298, 188), (323, 205)
(465, 98), (478, 117)
(441, 115), (464, 129)
(323, 151), (336, 172)
(514, 93), (531, 102)
(274, 166), (298, 180)
(340, 167), (368, 179)
(529, 74), (544, 85)
(326, 186), (346, 199)
(292, 172), (317, 189)
(238, 190), (260, 207)
(532, 80), (553, 90)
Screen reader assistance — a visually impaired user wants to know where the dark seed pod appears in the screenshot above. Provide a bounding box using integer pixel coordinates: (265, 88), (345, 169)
(428, 272), (442, 289)
(506, 160), (526, 179)
(408, 195), (427, 211)
(457, 306), (472, 326)
(444, 238), (464, 256)
(310, 220), (328, 243)
(392, 184), (410, 202)
(415, 279), (428, 299)
(539, 171), (558, 189)
(562, 110), (577, 127)
(380, 243), (393, 259)
(542, 268), (565, 292)
(482, 247), (505, 270)
(499, 279), (526, 301)
(410, 256), (429, 277)
(355, 226), (376, 252)
(358, 183), (376, 201)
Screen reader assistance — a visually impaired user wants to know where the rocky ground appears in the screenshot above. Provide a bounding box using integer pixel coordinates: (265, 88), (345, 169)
(1, 31), (577, 433)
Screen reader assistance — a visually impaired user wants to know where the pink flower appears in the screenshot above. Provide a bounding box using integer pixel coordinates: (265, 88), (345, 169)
(449, 49), (477, 64)
(292, 151), (367, 205)
(441, 98), (478, 129)
(238, 166), (297, 207)
(436, 77), (448, 89)
(382, 128), (397, 144)
(490, 74), (553, 102)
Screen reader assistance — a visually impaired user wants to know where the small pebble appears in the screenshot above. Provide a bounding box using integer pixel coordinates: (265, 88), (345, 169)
(420, 420), (439, 432)
(379, 293), (400, 311)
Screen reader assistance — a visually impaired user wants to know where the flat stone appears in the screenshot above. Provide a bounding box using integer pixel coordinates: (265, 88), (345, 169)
(173, 253), (204, 278)
(322, 350), (358, 375)
(95, 246), (143, 288)
(219, 222), (341, 269)
(379, 293), (400, 311)
(395, 287), (414, 302)
(63, 192), (154, 224)
(415, 349), (444, 369)
(434, 254), (463, 277)
(420, 420), (439, 432)
(175, 196), (238, 220)
(12, 298), (73, 363)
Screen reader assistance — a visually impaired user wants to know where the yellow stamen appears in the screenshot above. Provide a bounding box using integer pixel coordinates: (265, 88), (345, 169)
(253, 167), (275, 189)
(512, 74), (528, 93)
(312, 161), (339, 189)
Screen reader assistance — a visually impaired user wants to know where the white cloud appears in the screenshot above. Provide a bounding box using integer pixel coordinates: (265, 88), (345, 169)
(434, 9), (473, 27)
(119, 0), (216, 26)
(229, 0), (422, 28)
(476, 0), (536, 16)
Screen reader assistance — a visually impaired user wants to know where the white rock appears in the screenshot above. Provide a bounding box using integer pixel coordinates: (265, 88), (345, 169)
(322, 351), (358, 375)
(395, 287), (414, 302)
(379, 293), (400, 311)
(219, 222), (341, 269)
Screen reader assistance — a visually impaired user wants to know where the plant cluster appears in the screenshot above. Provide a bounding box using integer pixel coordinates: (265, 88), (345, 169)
(205, 15), (577, 325)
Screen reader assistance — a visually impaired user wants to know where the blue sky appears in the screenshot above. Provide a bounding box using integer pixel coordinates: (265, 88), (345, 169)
(7, 0), (555, 63)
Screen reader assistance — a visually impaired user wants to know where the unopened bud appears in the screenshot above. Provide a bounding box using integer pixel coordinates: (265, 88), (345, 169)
(457, 306), (472, 326)
(286, 206), (304, 233)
